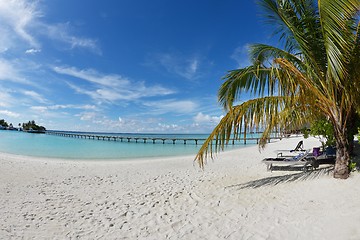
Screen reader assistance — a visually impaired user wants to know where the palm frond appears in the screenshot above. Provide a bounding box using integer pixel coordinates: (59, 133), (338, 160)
(319, 0), (360, 82)
(249, 44), (303, 67)
(274, 57), (337, 115)
(219, 62), (303, 111)
(346, 21), (360, 105)
(258, 0), (327, 78)
(258, 0), (300, 52)
(194, 96), (309, 168)
(219, 66), (274, 110)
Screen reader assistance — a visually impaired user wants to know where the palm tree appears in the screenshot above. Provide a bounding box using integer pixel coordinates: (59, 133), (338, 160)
(195, 0), (360, 179)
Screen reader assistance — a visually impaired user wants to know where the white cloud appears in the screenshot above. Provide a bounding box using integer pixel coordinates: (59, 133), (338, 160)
(150, 52), (201, 80)
(0, 58), (30, 84)
(46, 108), (219, 133)
(193, 112), (223, 124)
(54, 66), (128, 87)
(0, 0), (41, 48)
(30, 104), (97, 112)
(143, 99), (198, 114)
(25, 48), (41, 54)
(231, 45), (251, 68)
(30, 106), (48, 113)
(53, 104), (97, 110)
(72, 112), (188, 133)
(0, 28), (11, 53)
(44, 23), (101, 54)
(189, 59), (199, 74)
(0, 89), (14, 107)
(22, 90), (48, 103)
(55, 66), (175, 103)
(0, 58), (50, 89)
(0, 0), (99, 53)
(78, 112), (98, 121)
(0, 110), (20, 118)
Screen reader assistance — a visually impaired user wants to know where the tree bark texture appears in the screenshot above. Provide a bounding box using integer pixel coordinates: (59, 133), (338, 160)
(334, 133), (350, 179)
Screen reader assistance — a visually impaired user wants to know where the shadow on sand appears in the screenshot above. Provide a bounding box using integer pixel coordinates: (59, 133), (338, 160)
(226, 166), (334, 190)
(227, 142), (360, 190)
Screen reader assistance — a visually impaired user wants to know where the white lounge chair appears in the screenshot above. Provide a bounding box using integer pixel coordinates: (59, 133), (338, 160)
(275, 140), (307, 157)
(262, 151), (314, 172)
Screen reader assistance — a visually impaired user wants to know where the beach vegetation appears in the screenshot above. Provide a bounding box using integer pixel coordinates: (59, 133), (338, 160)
(349, 161), (357, 172)
(0, 119), (9, 128)
(195, 0), (360, 179)
(22, 120), (46, 132)
(310, 118), (335, 149)
(301, 127), (310, 139)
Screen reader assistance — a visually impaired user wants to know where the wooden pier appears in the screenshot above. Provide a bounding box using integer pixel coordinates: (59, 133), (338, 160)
(46, 131), (281, 145)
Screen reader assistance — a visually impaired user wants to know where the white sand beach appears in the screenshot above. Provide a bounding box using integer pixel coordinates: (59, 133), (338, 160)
(1, 136), (360, 240)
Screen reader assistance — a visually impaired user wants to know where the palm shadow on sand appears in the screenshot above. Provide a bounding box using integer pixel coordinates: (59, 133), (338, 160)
(226, 166), (334, 189)
(226, 143), (360, 190)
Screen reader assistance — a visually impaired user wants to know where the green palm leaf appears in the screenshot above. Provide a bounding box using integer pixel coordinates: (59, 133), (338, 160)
(195, 96), (311, 168)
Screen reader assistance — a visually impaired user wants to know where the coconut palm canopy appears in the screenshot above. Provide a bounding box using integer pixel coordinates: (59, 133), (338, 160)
(195, 0), (360, 179)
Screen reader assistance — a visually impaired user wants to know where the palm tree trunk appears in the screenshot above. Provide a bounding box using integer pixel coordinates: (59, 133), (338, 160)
(346, 109), (359, 155)
(333, 130), (350, 179)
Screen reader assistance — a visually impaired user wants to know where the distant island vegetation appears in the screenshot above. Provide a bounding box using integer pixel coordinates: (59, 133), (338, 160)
(0, 119), (46, 133)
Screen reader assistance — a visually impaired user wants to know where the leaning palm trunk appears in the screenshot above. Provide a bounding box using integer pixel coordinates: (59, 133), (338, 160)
(345, 109), (359, 155)
(333, 123), (351, 179)
(333, 114), (352, 179)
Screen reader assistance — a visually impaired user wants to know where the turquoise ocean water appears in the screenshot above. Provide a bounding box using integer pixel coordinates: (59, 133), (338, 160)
(0, 130), (258, 161)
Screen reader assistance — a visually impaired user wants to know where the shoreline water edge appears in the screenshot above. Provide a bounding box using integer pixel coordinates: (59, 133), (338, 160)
(1, 136), (360, 239)
(0, 130), (264, 160)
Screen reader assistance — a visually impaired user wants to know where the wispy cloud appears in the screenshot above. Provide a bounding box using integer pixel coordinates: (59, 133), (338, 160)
(77, 112), (98, 121)
(193, 112), (223, 124)
(0, 0), (41, 49)
(0, 0), (99, 54)
(54, 66), (128, 87)
(0, 110), (20, 118)
(148, 52), (202, 80)
(28, 104), (98, 122)
(44, 23), (101, 54)
(231, 45), (251, 68)
(0, 58), (52, 91)
(0, 58), (31, 84)
(0, 89), (14, 107)
(189, 112), (225, 133)
(72, 111), (219, 133)
(142, 99), (198, 115)
(22, 90), (48, 104)
(72, 112), (188, 133)
(25, 48), (41, 54)
(54, 66), (175, 103)
(30, 104), (97, 112)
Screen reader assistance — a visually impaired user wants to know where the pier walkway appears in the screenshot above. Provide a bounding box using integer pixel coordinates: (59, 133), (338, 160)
(46, 131), (282, 145)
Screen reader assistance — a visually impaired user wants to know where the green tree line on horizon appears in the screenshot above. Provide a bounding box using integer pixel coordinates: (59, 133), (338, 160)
(0, 119), (9, 128)
(22, 120), (46, 132)
(0, 119), (46, 131)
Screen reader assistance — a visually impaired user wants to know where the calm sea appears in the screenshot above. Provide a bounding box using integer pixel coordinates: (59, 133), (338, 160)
(0, 130), (258, 161)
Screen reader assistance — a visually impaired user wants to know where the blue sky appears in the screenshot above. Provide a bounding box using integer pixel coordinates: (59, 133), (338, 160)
(0, 0), (272, 133)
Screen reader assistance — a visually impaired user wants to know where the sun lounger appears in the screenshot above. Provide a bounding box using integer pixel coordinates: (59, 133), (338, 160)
(262, 151), (314, 172)
(312, 152), (336, 167)
(309, 147), (336, 168)
(276, 140), (307, 157)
